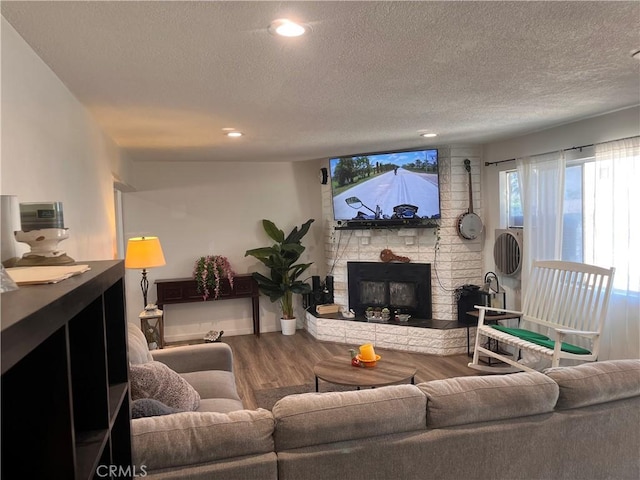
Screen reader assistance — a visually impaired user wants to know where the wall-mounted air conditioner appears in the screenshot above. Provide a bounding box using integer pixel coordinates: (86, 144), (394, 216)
(493, 229), (523, 277)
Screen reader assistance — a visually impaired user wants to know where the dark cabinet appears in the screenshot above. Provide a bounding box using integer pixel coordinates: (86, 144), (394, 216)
(1, 260), (131, 479)
(155, 274), (260, 347)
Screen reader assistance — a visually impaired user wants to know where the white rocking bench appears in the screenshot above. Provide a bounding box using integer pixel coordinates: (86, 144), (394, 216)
(468, 260), (615, 373)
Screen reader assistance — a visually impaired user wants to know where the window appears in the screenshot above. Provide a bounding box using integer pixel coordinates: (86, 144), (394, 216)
(562, 164), (584, 263)
(502, 157), (591, 263)
(502, 149), (638, 292)
(505, 170), (523, 228)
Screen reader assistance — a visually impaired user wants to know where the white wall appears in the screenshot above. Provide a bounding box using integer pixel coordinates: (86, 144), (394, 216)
(123, 160), (324, 340)
(482, 106), (640, 165)
(1, 18), (124, 261)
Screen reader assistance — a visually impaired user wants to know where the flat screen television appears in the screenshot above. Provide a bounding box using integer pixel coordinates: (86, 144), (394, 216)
(329, 147), (440, 227)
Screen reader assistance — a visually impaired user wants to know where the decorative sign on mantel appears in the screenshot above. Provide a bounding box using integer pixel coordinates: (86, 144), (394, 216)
(379, 249), (410, 263)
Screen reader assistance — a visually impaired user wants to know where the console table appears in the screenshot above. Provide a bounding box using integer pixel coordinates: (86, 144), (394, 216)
(155, 274), (260, 347)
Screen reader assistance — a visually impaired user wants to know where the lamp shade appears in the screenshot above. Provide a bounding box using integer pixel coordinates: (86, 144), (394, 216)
(124, 237), (166, 269)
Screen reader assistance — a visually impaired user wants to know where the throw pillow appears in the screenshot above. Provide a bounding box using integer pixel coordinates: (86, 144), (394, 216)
(130, 361), (200, 411)
(131, 398), (184, 419)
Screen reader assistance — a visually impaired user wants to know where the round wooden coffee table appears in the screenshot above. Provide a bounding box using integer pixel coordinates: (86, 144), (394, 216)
(313, 355), (417, 391)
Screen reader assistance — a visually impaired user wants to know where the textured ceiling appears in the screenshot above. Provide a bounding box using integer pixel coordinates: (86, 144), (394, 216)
(2, 1), (639, 163)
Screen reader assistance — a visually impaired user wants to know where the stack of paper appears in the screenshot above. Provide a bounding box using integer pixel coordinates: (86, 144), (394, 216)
(6, 265), (91, 285)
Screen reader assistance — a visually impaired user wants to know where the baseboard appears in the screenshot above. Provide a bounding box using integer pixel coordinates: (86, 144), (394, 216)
(164, 325), (283, 342)
(164, 328), (248, 342)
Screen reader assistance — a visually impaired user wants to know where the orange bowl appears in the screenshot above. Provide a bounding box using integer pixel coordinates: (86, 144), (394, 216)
(356, 354), (381, 367)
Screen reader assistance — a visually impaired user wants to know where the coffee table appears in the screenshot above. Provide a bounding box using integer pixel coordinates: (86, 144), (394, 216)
(313, 355), (417, 392)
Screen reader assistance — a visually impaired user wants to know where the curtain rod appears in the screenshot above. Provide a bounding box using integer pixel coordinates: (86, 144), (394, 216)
(484, 135), (639, 167)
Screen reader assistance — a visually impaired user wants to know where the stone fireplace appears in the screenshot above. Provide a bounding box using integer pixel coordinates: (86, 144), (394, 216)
(304, 261), (469, 356)
(347, 261), (432, 318)
(303, 147), (484, 355)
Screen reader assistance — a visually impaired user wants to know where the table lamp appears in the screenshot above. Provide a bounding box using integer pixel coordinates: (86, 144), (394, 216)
(125, 236), (166, 310)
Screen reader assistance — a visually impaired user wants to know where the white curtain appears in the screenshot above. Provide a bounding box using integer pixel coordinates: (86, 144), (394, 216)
(516, 151), (566, 291)
(514, 151), (566, 364)
(589, 138), (640, 360)
(515, 138), (640, 361)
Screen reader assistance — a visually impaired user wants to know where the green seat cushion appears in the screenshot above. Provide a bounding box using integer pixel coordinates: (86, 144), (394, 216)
(491, 325), (550, 340)
(490, 325), (591, 355)
(527, 337), (591, 355)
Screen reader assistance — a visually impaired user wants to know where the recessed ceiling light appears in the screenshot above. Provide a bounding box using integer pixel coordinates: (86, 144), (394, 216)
(268, 19), (309, 37)
(226, 131), (243, 137)
(632, 49), (640, 60)
(420, 133), (437, 138)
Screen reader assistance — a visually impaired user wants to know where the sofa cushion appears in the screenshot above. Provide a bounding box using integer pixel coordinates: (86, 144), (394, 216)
(130, 361), (200, 411)
(131, 398), (183, 418)
(151, 342), (234, 373)
(418, 371), (559, 428)
(272, 384), (426, 451)
(181, 370), (242, 402)
(128, 324), (153, 364)
(197, 397), (245, 414)
(131, 409), (275, 470)
(544, 359), (640, 409)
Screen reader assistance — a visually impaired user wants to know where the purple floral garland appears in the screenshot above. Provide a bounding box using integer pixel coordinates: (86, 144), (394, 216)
(193, 255), (235, 300)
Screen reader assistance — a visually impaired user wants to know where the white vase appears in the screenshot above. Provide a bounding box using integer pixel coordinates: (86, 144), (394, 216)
(280, 318), (297, 335)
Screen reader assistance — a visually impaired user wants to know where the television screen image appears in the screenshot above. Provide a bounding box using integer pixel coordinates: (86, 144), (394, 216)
(330, 148), (440, 224)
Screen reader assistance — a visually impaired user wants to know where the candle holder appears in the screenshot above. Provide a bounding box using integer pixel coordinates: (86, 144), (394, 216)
(14, 228), (75, 266)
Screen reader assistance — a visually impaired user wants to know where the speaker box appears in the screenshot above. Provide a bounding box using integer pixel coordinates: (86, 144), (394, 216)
(456, 285), (482, 324)
(324, 275), (334, 304)
(311, 276), (324, 306)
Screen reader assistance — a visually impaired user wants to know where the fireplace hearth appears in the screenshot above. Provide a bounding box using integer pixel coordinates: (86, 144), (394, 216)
(347, 262), (432, 319)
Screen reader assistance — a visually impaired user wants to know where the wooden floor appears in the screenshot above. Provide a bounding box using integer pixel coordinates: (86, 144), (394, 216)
(223, 329), (481, 409)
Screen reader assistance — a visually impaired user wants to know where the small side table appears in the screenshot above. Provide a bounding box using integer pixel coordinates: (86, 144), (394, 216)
(466, 311), (520, 362)
(139, 308), (164, 349)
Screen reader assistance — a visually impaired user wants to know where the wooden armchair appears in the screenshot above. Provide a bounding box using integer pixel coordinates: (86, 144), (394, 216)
(468, 260), (615, 373)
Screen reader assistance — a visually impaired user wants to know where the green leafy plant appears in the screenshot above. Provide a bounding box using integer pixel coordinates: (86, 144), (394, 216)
(193, 255), (235, 301)
(244, 219), (314, 319)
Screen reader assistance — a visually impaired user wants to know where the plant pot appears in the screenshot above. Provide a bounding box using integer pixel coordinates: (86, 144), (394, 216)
(280, 317), (297, 335)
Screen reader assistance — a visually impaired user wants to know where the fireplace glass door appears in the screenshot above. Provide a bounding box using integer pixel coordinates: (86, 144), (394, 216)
(348, 262), (432, 319)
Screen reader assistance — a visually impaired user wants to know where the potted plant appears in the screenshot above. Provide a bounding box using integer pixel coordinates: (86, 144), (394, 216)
(245, 219), (314, 335)
(193, 255), (235, 301)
